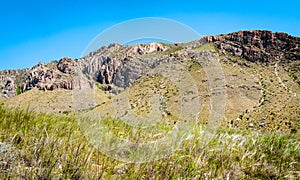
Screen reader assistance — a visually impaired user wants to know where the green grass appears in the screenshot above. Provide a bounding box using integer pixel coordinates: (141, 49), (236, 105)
(193, 42), (216, 51)
(0, 104), (299, 179)
(163, 46), (183, 54)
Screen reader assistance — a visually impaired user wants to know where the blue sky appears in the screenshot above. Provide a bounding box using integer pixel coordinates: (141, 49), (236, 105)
(0, 0), (299, 70)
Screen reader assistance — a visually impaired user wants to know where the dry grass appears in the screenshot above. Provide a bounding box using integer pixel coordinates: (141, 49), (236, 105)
(0, 105), (299, 179)
(3, 87), (110, 114)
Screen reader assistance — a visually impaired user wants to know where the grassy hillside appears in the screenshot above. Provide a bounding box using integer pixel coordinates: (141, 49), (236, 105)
(3, 87), (110, 114)
(0, 105), (299, 179)
(86, 44), (300, 133)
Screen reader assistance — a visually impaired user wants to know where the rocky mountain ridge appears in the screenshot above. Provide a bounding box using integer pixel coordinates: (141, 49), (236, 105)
(0, 42), (173, 98)
(0, 30), (299, 99)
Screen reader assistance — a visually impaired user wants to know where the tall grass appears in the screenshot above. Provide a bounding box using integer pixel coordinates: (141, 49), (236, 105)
(0, 104), (299, 179)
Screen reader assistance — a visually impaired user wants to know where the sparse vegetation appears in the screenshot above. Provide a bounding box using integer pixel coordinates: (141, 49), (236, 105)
(287, 64), (300, 87)
(163, 46), (183, 54)
(193, 42), (216, 51)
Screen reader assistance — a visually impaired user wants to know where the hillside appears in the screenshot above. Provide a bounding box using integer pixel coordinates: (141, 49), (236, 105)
(0, 30), (299, 133)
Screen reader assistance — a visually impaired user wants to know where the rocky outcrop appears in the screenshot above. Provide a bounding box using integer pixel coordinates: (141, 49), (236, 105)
(21, 60), (76, 91)
(126, 42), (166, 57)
(57, 57), (76, 74)
(0, 70), (24, 98)
(0, 59), (77, 96)
(2, 78), (16, 98)
(204, 30), (300, 63)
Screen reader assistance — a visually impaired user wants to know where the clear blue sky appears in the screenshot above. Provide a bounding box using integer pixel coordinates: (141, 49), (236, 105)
(0, 0), (299, 70)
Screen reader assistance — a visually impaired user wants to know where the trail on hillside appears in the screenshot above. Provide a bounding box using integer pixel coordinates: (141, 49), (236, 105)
(274, 62), (290, 92)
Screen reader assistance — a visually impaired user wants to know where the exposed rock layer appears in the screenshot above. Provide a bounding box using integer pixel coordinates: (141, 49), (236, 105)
(204, 30), (300, 63)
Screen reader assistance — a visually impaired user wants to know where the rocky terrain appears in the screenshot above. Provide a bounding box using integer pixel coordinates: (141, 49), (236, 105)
(0, 42), (170, 97)
(0, 30), (299, 132)
(204, 30), (300, 86)
(204, 30), (300, 63)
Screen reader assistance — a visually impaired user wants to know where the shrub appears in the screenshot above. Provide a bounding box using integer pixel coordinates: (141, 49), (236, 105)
(16, 86), (21, 95)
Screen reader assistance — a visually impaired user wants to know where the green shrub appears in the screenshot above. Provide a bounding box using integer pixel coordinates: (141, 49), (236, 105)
(16, 86), (21, 95)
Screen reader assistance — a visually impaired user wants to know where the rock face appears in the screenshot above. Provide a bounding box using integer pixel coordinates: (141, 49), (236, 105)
(77, 42), (167, 91)
(112, 55), (172, 92)
(79, 56), (121, 85)
(96, 57), (121, 84)
(204, 30), (300, 63)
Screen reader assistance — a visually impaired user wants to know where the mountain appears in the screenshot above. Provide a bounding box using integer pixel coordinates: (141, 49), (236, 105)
(0, 30), (299, 133)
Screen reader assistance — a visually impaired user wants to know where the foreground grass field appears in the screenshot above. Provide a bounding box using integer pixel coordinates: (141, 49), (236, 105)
(0, 104), (299, 179)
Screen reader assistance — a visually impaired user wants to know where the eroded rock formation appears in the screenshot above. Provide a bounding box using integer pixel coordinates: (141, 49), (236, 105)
(204, 30), (300, 63)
